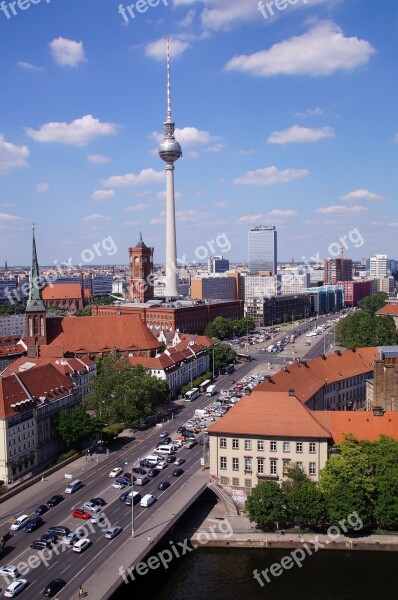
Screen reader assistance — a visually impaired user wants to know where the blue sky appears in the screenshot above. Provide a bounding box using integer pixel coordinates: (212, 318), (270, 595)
(0, 0), (397, 267)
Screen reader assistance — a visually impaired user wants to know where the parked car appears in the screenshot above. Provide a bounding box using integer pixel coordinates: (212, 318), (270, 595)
(174, 457), (185, 466)
(4, 579), (29, 598)
(10, 515), (29, 531)
(112, 481), (126, 489)
(159, 431), (169, 438)
(115, 476), (132, 486)
(104, 525), (123, 539)
(147, 468), (160, 478)
(62, 532), (79, 546)
(158, 481), (170, 491)
(43, 578), (66, 597)
(166, 455), (176, 463)
(82, 501), (101, 513)
(125, 492), (141, 506)
(90, 497), (106, 506)
(30, 539), (51, 550)
(135, 476), (150, 486)
(157, 461), (168, 470)
(133, 467), (146, 475)
(47, 495), (63, 507)
(71, 509), (91, 520)
(109, 467), (122, 478)
(48, 526), (70, 536)
(40, 533), (58, 544)
(34, 505), (48, 516)
(24, 517), (44, 533)
(122, 472), (132, 480)
(172, 468), (184, 477)
(0, 565), (20, 578)
(119, 491), (130, 502)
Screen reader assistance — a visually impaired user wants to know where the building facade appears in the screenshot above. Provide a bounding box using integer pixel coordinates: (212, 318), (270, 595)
(191, 276), (237, 301)
(303, 286), (344, 314)
(248, 226), (277, 275)
(208, 256), (230, 274)
(128, 234), (154, 303)
(370, 254), (388, 278)
(366, 346), (398, 411)
(324, 258), (353, 284)
(0, 315), (26, 337)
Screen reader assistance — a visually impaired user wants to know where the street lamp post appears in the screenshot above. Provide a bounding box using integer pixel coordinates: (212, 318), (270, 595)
(98, 401), (105, 446)
(125, 461), (135, 538)
(202, 432), (208, 468)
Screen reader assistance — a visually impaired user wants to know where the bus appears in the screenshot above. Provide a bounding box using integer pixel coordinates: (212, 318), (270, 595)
(199, 379), (212, 393)
(221, 364), (235, 375)
(184, 388), (199, 402)
(206, 384), (216, 397)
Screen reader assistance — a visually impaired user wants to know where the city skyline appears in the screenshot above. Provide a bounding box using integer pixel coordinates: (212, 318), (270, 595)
(1, 0), (397, 266)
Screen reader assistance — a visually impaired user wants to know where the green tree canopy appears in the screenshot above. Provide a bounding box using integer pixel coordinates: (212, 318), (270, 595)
(357, 293), (388, 315)
(245, 481), (285, 531)
(0, 302), (26, 316)
(204, 316), (255, 340)
(55, 407), (99, 448)
(281, 464), (326, 529)
(75, 305), (92, 317)
(335, 312), (397, 348)
(211, 342), (236, 374)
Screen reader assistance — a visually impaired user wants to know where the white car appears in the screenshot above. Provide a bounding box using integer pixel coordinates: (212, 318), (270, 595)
(90, 512), (107, 525)
(82, 501), (101, 513)
(4, 579), (28, 597)
(0, 565), (20, 578)
(109, 467), (122, 478)
(157, 461), (168, 470)
(10, 515), (29, 531)
(112, 481), (126, 489)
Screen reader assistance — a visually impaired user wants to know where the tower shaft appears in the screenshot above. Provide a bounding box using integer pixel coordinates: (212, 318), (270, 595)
(165, 164), (178, 297)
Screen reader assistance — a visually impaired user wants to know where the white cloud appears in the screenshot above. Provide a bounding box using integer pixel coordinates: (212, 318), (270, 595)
(101, 168), (165, 188)
(26, 115), (118, 147)
(0, 212), (24, 221)
(17, 61), (44, 71)
(151, 126), (217, 147)
(36, 182), (49, 193)
(268, 209), (298, 218)
(295, 107), (325, 118)
(82, 214), (111, 222)
(225, 23), (375, 77)
(340, 189), (384, 202)
(316, 205), (368, 215)
(206, 143), (226, 152)
(150, 218), (164, 225)
(124, 204), (149, 212)
(49, 37), (87, 67)
(214, 201), (229, 208)
(209, 220), (227, 226)
(234, 166), (309, 186)
(0, 134), (29, 174)
(124, 220), (139, 226)
(179, 9), (196, 28)
(87, 154), (110, 164)
(145, 38), (190, 61)
(268, 125), (334, 144)
(387, 223), (398, 228)
(237, 148), (255, 156)
(176, 209), (200, 222)
(91, 190), (115, 201)
(237, 214), (263, 223)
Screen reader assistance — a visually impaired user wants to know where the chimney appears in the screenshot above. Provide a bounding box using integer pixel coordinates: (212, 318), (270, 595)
(372, 406), (385, 417)
(288, 388), (295, 397)
(335, 350), (341, 356)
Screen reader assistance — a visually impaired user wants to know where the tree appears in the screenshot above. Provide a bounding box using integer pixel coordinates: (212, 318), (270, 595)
(0, 302), (26, 316)
(75, 305), (92, 317)
(319, 437), (375, 530)
(211, 343), (235, 374)
(55, 407), (99, 448)
(245, 481), (285, 531)
(85, 355), (168, 427)
(235, 317), (255, 337)
(281, 465), (325, 529)
(357, 293), (388, 316)
(335, 312), (397, 348)
(204, 317), (233, 340)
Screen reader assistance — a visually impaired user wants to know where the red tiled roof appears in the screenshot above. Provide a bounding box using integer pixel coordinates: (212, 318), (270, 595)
(255, 347), (378, 404)
(376, 306), (398, 316)
(43, 283), (84, 300)
(315, 411), (398, 443)
(208, 391), (331, 438)
(40, 314), (161, 356)
(128, 354), (175, 370)
(0, 363), (73, 419)
(178, 334), (216, 348)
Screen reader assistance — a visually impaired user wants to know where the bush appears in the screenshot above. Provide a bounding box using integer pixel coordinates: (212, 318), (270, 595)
(181, 372), (212, 396)
(102, 423), (125, 442)
(55, 449), (78, 464)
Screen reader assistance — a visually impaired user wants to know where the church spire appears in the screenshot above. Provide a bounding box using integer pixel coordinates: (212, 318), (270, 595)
(26, 223), (45, 312)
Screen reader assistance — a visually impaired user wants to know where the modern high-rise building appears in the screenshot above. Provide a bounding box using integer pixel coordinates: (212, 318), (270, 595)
(208, 255), (230, 274)
(248, 225), (277, 275)
(369, 254), (388, 278)
(324, 258), (352, 284)
(158, 38), (182, 299)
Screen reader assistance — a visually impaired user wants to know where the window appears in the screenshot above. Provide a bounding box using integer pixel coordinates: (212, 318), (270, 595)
(257, 458), (264, 474)
(232, 439), (239, 450)
(244, 458), (252, 473)
(220, 457), (227, 470)
(296, 442), (303, 453)
(270, 441), (277, 452)
(283, 441), (290, 453)
(270, 459), (277, 475)
(245, 440), (252, 451)
(296, 461), (303, 471)
(257, 440), (264, 451)
(309, 442), (316, 453)
(245, 479), (252, 488)
(283, 459), (291, 474)
(220, 476), (228, 485)
(309, 462), (316, 476)
(232, 458), (239, 471)
(232, 477), (240, 486)
(220, 438), (227, 449)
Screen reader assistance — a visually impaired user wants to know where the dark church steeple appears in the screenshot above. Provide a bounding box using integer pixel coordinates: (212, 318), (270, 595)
(26, 224), (47, 357)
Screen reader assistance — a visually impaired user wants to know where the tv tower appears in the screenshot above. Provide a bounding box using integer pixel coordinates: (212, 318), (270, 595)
(158, 37), (182, 299)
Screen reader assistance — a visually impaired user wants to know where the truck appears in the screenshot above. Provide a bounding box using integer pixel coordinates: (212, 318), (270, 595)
(206, 384), (216, 397)
(195, 409), (209, 419)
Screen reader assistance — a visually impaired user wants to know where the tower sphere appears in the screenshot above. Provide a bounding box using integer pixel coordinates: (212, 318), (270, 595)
(158, 136), (182, 163)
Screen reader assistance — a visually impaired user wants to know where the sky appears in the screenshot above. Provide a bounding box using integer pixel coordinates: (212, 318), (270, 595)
(0, 0), (397, 268)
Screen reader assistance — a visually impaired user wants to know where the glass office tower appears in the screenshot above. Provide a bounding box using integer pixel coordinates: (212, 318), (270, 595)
(248, 225), (277, 275)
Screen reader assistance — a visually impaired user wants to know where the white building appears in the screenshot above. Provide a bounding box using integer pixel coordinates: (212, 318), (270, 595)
(370, 254), (388, 278)
(244, 275), (281, 300)
(281, 272), (311, 295)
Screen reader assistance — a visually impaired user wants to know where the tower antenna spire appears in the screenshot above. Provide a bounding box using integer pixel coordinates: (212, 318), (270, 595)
(167, 36), (172, 121)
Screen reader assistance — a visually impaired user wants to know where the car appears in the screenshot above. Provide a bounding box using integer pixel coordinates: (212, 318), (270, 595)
(48, 526), (70, 536)
(119, 491), (130, 502)
(90, 497), (106, 506)
(10, 515), (29, 531)
(89, 512), (107, 525)
(157, 460), (168, 470)
(73, 538), (91, 553)
(62, 532), (79, 545)
(122, 472), (132, 480)
(112, 481), (126, 489)
(158, 480), (170, 491)
(162, 437), (172, 445)
(71, 509), (91, 520)
(43, 578), (66, 597)
(105, 525), (123, 539)
(174, 457), (185, 466)
(30, 539), (51, 550)
(176, 427), (186, 434)
(166, 455), (176, 463)
(135, 475), (150, 486)
(4, 579), (29, 597)
(82, 501), (101, 513)
(34, 504), (48, 516)
(147, 468), (160, 477)
(24, 517), (44, 533)
(133, 467), (147, 475)
(0, 565), (20, 578)
(172, 468), (184, 477)
(46, 494), (63, 507)
(184, 440), (197, 449)
(40, 533), (59, 544)
(115, 476), (132, 486)
(159, 431), (169, 438)
(109, 467), (122, 478)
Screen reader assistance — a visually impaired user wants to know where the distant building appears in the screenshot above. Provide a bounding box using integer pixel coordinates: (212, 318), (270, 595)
(0, 336), (26, 373)
(335, 280), (373, 307)
(375, 276), (395, 295)
(128, 234), (154, 303)
(191, 276), (237, 301)
(303, 285), (344, 314)
(246, 294), (310, 327)
(244, 275), (281, 300)
(366, 346), (398, 412)
(208, 256), (230, 274)
(42, 283), (92, 311)
(281, 271), (311, 295)
(370, 254), (388, 278)
(324, 258), (352, 284)
(0, 315), (26, 337)
(248, 225), (277, 275)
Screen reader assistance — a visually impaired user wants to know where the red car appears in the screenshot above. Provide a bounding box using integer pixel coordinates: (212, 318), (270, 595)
(71, 508), (91, 520)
